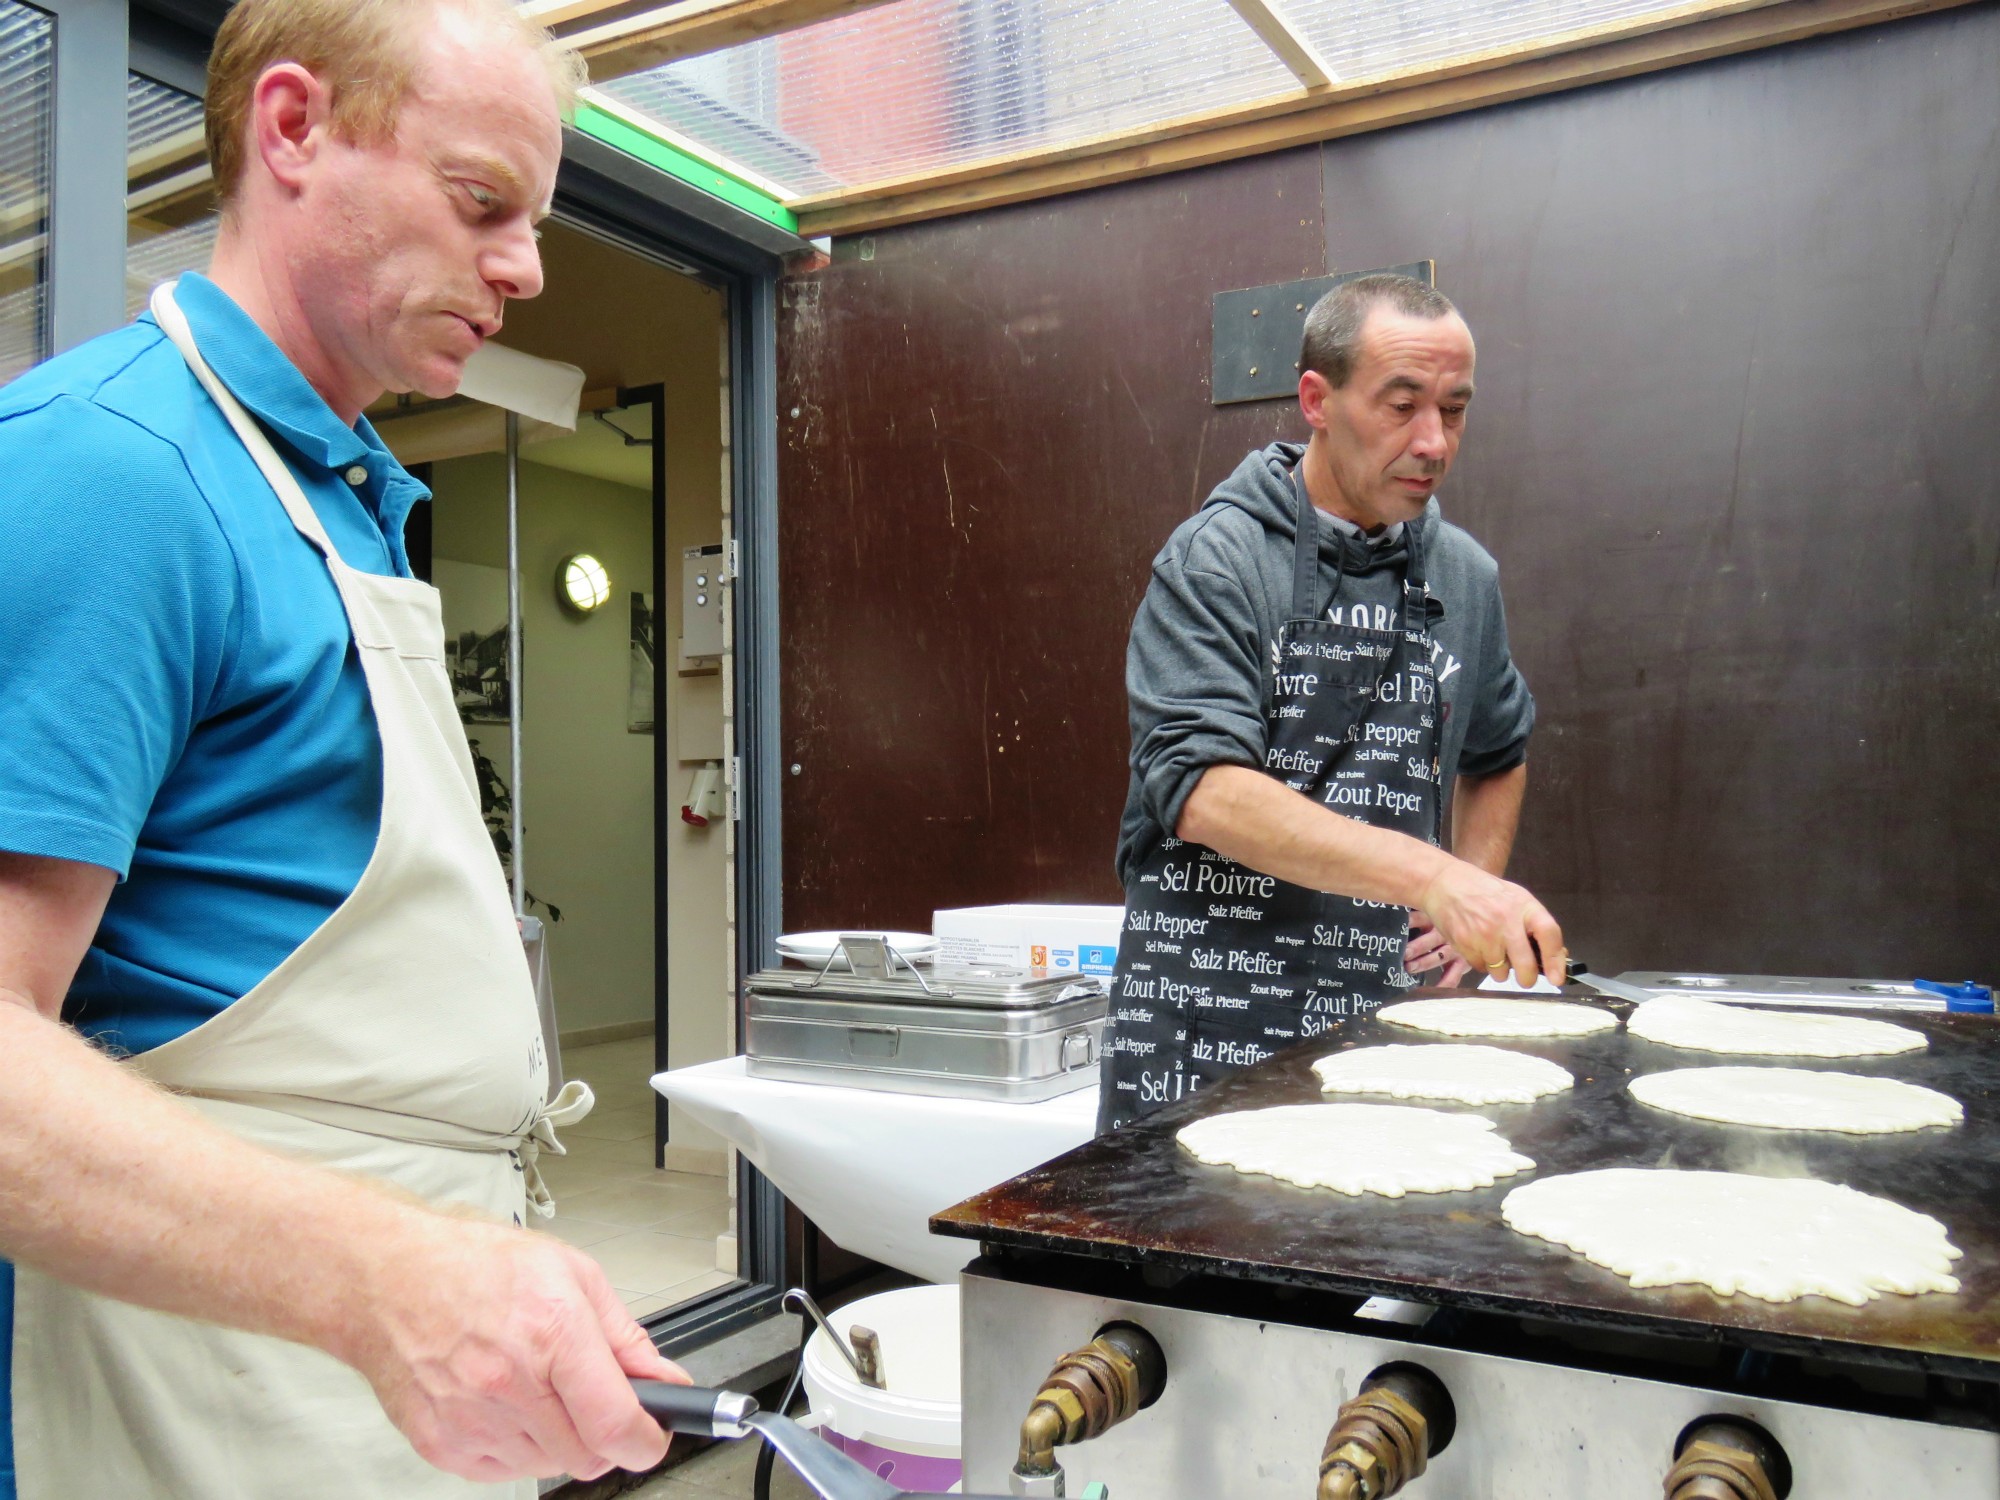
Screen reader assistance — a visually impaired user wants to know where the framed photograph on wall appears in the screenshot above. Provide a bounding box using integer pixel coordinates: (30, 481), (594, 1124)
(628, 591), (655, 734)
(435, 559), (512, 725)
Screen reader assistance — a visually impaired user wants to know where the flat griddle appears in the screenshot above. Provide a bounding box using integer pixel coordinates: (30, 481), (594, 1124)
(933, 987), (2000, 1379)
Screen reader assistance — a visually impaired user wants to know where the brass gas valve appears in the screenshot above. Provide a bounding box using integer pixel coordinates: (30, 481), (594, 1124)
(1317, 1364), (1456, 1500)
(1009, 1323), (1167, 1499)
(1665, 1417), (1792, 1500)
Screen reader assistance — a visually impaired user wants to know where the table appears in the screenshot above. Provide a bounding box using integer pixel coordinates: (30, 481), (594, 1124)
(652, 1058), (1097, 1283)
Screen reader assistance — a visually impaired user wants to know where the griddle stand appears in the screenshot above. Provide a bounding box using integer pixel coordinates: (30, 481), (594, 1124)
(940, 990), (2000, 1498)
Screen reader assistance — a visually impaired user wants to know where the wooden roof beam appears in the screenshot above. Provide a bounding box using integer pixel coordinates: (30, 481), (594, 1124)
(567, 0), (908, 79)
(1224, 0), (1335, 90)
(518, 0), (647, 27)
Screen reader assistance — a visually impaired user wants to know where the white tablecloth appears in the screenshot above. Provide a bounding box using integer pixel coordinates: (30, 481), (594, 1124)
(652, 1058), (1098, 1283)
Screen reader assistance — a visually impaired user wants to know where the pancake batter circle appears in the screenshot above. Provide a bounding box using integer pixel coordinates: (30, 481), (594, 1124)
(1501, 1168), (1961, 1305)
(1629, 1066), (1961, 1133)
(1628, 996), (1926, 1057)
(1375, 997), (1617, 1039)
(1176, 1102), (1535, 1197)
(1313, 1043), (1574, 1105)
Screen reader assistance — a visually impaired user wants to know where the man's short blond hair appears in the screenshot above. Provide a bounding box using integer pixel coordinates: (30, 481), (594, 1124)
(205, 0), (587, 205)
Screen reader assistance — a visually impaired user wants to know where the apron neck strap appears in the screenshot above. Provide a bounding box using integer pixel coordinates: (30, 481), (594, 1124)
(1289, 461), (1333, 617)
(1290, 459), (1432, 625)
(150, 281), (341, 565)
(1398, 513), (1431, 631)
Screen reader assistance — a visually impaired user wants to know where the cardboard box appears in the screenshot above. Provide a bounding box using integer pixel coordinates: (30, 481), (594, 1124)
(932, 903), (1125, 977)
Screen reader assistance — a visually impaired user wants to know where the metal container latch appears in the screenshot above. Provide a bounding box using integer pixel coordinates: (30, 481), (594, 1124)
(848, 1025), (902, 1059)
(1061, 1030), (1095, 1071)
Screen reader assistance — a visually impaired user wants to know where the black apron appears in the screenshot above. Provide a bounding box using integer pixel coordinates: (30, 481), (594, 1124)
(1098, 468), (1445, 1132)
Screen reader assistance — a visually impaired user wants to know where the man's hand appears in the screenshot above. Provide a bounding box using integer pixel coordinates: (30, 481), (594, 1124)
(343, 1215), (689, 1483)
(1418, 860), (1565, 989)
(1177, 768), (1565, 988)
(1, 850), (690, 1488)
(1404, 910), (1472, 986)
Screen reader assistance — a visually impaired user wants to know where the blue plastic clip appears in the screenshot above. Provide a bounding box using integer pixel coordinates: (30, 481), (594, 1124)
(1914, 979), (1995, 1014)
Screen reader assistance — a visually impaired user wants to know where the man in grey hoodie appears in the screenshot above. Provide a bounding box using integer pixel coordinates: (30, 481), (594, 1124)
(1099, 274), (1564, 1132)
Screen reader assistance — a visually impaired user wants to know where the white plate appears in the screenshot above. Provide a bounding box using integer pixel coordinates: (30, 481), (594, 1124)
(776, 930), (939, 967)
(1478, 974), (1564, 995)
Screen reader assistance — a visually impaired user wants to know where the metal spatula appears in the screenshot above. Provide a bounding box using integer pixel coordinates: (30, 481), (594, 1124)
(1574, 971), (1659, 1007)
(630, 1380), (1018, 1500)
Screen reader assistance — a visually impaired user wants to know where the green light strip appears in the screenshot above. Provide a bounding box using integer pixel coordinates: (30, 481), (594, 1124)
(571, 102), (799, 234)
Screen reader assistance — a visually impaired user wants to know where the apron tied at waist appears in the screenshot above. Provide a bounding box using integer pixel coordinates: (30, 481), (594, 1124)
(162, 1079), (598, 1219)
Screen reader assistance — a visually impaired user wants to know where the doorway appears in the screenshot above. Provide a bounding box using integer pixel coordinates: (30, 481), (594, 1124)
(375, 219), (741, 1324)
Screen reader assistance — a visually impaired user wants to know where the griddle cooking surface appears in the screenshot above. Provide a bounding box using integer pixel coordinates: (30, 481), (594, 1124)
(933, 989), (2000, 1376)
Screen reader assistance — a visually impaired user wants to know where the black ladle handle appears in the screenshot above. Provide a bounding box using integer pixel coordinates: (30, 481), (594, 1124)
(630, 1379), (759, 1437)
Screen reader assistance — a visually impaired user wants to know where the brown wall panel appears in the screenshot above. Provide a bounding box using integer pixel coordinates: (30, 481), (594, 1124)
(778, 150), (1327, 928)
(778, 5), (2000, 980)
(1314, 3), (2000, 976)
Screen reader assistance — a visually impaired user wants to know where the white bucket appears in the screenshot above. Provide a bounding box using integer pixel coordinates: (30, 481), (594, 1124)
(801, 1284), (962, 1492)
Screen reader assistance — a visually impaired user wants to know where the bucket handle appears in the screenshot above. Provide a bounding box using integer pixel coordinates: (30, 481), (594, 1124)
(785, 1287), (885, 1389)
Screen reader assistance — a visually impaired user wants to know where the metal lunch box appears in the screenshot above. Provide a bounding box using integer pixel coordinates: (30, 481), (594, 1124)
(744, 935), (1108, 1102)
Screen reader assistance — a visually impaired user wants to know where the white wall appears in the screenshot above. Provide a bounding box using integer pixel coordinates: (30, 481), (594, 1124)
(430, 454), (657, 1038)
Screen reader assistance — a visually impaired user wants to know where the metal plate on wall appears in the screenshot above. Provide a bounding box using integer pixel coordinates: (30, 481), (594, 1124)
(1212, 261), (1434, 404)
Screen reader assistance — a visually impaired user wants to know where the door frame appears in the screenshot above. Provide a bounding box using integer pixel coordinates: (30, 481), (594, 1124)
(553, 132), (792, 1349)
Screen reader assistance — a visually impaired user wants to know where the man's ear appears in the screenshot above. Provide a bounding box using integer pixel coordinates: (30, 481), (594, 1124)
(1297, 369), (1334, 433)
(249, 62), (333, 194)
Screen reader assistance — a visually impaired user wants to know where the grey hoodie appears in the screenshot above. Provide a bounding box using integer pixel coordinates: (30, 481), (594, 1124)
(1117, 441), (1535, 887)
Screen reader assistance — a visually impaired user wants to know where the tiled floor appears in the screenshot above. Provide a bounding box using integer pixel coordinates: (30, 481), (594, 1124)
(547, 1034), (735, 1319)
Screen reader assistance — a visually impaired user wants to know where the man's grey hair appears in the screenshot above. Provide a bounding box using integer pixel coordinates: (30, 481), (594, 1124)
(1300, 274), (1458, 389)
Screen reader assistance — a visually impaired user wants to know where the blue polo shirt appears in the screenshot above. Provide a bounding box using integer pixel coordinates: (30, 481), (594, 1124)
(0, 273), (427, 1494)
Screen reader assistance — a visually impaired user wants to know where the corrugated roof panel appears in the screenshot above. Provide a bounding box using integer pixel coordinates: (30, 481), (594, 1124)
(1291, 0), (1711, 80)
(595, 0), (1298, 196)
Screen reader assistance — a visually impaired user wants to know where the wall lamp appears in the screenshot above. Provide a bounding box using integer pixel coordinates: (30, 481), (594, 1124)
(556, 553), (611, 615)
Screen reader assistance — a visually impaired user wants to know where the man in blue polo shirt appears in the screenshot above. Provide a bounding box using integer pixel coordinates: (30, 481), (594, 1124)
(0, 1), (681, 1495)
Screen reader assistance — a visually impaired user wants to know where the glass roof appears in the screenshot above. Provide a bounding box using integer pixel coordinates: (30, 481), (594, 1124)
(585, 0), (1722, 204)
(594, 0), (1298, 197)
(1290, 0), (1709, 81)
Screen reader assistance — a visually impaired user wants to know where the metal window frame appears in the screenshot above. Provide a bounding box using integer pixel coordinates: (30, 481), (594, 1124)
(38, 0), (130, 354)
(126, 5), (205, 96)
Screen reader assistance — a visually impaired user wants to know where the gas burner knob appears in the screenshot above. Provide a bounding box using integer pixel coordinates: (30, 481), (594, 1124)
(1317, 1363), (1455, 1500)
(1665, 1416), (1792, 1500)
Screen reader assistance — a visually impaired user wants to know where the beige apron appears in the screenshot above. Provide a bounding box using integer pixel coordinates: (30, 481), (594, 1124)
(9, 282), (592, 1500)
